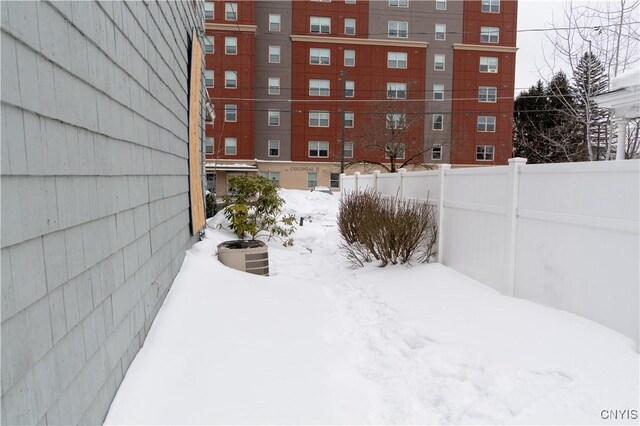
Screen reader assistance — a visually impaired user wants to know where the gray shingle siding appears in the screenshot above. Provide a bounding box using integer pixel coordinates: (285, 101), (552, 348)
(1, 1), (204, 424)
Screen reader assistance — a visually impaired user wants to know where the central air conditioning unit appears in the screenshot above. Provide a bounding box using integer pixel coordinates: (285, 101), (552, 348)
(217, 240), (269, 276)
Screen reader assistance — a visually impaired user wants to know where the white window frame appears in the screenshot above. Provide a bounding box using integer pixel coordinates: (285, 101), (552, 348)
(268, 77), (280, 95)
(204, 36), (214, 53)
(344, 142), (354, 158)
(225, 36), (237, 54)
(386, 113), (406, 129)
(345, 111), (354, 128)
(310, 16), (331, 34)
(480, 26), (499, 43)
(225, 137), (237, 155)
(345, 80), (355, 97)
(433, 83), (444, 100)
(344, 49), (355, 66)
(310, 48), (331, 65)
(476, 145), (495, 161)
(344, 18), (356, 35)
(481, 0), (500, 13)
(268, 109), (280, 126)
(309, 79), (330, 96)
(268, 139), (280, 157)
(204, 2), (214, 19)
(389, 0), (409, 7)
(225, 2), (238, 21)
(435, 0), (447, 10)
(269, 46), (281, 63)
(204, 70), (214, 87)
(434, 54), (445, 71)
(205, 136), (214, 154)
(308, 172), (318, 188)
(308, 141), (329, 158)
(225, 70), (237, 88)
(330, 173), (340, 189)
(269, 14), (281, 32)
(388, 21), (408, 38)
(477, 116), (496, 132)
(432, 144), (442, 160)
(387, 51), (408, 69)
(345, 0), (357, 4)
(479, 56), (499, 73)
(387, 82), (407, 99)
(309, 110), (330, 127)
(224, 104), (237, 122)
(478, 86), (497, 102)
(432, 114), (443, 130)
(435, 24), (446, 40)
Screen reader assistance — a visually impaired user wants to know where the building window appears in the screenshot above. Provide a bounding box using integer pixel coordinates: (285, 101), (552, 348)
(435, 0), (446, 10)
(482, 0), (500, 13)
(225, 70), (237, 88)
(225, 37), (237, 54)
(386, 113), (406, 129)
(225, 137), (237, 155)
(344, 141), (353, 158)
(308, 141), (329, 158)
(268, 140), (280, 157)
(268, 109), (280, 126)
(310, 48), (331, 65)
(205, 137), (214, 154)
(480, 26), (499, 43)
(204, 36), (214, 53)
(269, 46), (281, 63)
(260, 171), (280, 186)
(204, 70), (214, 87)
(309, 79), (330, 96)
(308, 172), (318, 188)
(310, 16), (331, 34)
(477, 116), (496, 132)
(435, 24), (446, 40)
(268, 77), (280, 95)
(224, 104), (237, 122)
(476, 145), (495, 161)
(345, 111), (354, 127)
(345, 0), (356, 4)
(389, 0), (409, 7)
(388, 21), (408, 38)
(432, 145), (442, 160)
(345, 80), (355, 97)
(479, 56), (499, 73)
(330, 173), (340, 188)
(387, 51), (408, 68)
(432, 114), (443, 130)
(478, 86), (497, 102)
(433, 84), (444, 100)
(225, 2), (238, 21)
(434, 54), (445, 71)
(269, 14), (281, 32)
(204, 2), (214, 19)
(344, 49), (355, 66)
(344, 18), (356, 35)
(387, 82), (407, 99)
(385, 143), (405, 159)
(309, 110), (330, 127)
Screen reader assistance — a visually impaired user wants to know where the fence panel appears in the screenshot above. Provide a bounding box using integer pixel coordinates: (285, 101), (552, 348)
(403, 171), (440, 203)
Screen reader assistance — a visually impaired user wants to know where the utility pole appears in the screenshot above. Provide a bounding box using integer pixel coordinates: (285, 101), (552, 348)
(340, 69), (347, 173)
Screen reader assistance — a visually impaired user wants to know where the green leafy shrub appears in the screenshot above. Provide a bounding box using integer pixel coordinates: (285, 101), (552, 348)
(205, 192), (217, 218)
(338, 190), (438, 266)
(223, 175), (296, 246)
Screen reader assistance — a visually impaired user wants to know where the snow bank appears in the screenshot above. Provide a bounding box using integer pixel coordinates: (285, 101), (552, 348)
(105, 189), (639, 424)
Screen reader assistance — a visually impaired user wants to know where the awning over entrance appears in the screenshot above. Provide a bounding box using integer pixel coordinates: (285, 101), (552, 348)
(205, 163), (259, 173)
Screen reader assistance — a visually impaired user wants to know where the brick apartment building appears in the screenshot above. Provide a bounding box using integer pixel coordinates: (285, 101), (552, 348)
(204, 0), (518, 193)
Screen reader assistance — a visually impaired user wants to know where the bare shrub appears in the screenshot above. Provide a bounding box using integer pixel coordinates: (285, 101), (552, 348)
(338, 191), (438, 267)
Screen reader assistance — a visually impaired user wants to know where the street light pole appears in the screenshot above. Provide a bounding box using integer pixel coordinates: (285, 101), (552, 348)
(340, 69), (347, 173)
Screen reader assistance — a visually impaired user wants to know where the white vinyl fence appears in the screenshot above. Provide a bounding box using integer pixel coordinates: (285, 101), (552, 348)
(341, 159), (640, 344)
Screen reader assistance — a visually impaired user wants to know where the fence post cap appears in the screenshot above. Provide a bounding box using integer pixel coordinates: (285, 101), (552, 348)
(340, 172), (346, 177)
(439, 163), (452, 170)
(508, 157), (528, 165)
(398, 168), (407, 173)
(354, 172), (361, 176)
(372, 169), (381, 174)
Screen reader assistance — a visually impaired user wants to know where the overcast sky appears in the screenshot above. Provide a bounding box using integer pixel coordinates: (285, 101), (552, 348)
(515, 0), (573, 93)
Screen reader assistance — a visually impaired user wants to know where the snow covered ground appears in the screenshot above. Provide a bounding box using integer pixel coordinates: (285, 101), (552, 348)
(105, 190), (639, 425)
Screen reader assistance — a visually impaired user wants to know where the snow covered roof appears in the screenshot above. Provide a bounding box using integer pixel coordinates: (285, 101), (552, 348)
(204, 163), (259, 172)
(593, 69), (640, 120)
